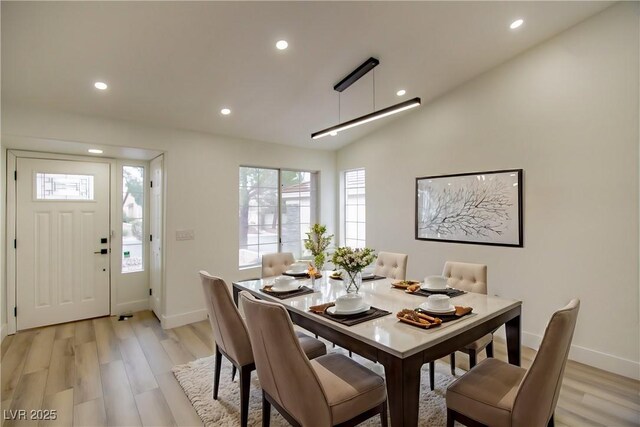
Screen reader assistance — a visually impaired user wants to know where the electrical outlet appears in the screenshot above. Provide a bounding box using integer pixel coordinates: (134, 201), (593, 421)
(176, 229), (195, 241)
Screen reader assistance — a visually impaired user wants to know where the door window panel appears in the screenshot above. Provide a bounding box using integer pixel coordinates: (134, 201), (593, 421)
(122, 166), (145, 273)
(36, 173), (94, 200)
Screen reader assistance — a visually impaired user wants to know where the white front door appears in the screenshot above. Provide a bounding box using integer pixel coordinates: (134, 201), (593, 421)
(16, 158), (111, 330)
(149, 155), (163, 318)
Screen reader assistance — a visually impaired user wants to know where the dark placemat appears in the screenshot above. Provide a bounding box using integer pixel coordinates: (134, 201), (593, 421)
(312, 306), (391, 326)
(329, 275), (386, 282)
(406, 288), (466, 298)
(283, 272), (311, 278)
(415, 307), (472, 323)
(283, 272), (322, 279)
(260, 286), (314, 300)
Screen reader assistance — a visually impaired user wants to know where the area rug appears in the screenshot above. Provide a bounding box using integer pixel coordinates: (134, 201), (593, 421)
(173, 348), (458, 427)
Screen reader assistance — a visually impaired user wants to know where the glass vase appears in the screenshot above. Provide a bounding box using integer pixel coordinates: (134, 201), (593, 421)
(344, 271), (362, 294)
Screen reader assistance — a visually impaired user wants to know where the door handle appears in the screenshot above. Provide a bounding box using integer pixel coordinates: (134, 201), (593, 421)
(94, 249), (109, 255)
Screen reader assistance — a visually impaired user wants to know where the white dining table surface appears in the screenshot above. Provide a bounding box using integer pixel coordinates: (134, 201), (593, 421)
(234, 275), (521, 359)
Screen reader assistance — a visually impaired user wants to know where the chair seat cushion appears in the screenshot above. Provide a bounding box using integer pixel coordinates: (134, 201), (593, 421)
(295, 331), (327, 360)
(463, 333), (493, 351)
(447, 358), (526, 427)
(311, 353), (386, 424)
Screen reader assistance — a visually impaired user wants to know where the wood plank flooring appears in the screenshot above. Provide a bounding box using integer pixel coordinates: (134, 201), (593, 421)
(1, 311), (638, 426)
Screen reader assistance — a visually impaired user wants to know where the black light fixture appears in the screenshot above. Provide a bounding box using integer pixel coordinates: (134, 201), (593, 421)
(312, 57), (421, 140)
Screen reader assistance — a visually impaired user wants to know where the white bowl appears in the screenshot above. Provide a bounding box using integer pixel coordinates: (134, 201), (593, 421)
(335, 294), (364, 312)
(289, 262), (308, 273)
(272, 276), (296, 290)
(425, 294), (451, 311)
(424, 275), (448, 290)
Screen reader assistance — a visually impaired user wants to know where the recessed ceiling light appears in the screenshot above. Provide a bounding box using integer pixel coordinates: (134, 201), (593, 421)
(396, 89), (406, 96)
(88, 149), (103, 154)
(94, 82), (108, 90)
(510, 19), (524, 30)
(276, 40), (288, 50)
(220, 108), (231, 115)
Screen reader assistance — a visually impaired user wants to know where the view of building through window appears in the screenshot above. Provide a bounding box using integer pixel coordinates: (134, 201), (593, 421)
(239, 167), (318, 268)
(122, 166), (144, 273)
(344, 168), (366, 248)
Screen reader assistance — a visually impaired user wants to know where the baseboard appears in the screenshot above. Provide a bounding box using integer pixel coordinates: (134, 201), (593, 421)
(161, 308), (208, 330)
(114, 299), (149, 316)
(521, 331), (640, 380)
(0, 323), (7, 343)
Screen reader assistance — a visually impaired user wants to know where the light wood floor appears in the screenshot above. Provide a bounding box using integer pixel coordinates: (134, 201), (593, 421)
(1, 311), (638, 426)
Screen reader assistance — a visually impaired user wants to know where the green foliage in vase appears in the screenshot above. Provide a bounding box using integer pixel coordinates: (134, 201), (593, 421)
(303, 224), (334, 269)
(331, 246), (376, 274)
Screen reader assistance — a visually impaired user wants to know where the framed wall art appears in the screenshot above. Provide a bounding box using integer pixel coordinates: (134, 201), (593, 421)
(415, 169), (523, 247)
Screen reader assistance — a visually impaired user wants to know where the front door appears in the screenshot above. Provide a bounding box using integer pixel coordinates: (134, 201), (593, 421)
(16, 158), (111, 330)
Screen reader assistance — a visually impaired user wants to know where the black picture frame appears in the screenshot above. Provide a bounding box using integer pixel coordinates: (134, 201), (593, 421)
(415, 169), (524, 248)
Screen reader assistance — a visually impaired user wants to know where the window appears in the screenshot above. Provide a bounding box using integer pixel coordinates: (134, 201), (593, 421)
(122, 166), (144, 273)
(36, 173), (94, 200)
(239, 167), (318, 268)
(344, 168), (366, 248)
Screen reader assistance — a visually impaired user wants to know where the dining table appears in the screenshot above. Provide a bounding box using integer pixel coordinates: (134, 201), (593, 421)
(232, 274), (522, 427)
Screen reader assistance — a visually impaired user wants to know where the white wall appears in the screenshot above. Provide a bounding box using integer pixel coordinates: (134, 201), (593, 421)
(1, 107), (337, 329)
(337, 3), (639, 379)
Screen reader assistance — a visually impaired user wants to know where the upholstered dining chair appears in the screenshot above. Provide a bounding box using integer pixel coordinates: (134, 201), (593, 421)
(374, 252), (408, 280)
(426, 262), (491, 390)
(444, 262), (491, 371)
(261, 252), (295, 277)
(240, 291), (388, 427)
(199, 271), (327, 427)
(446, 299), (580, 427)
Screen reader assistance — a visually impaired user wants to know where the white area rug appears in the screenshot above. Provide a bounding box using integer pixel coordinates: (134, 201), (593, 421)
(173, 348), (458, 427)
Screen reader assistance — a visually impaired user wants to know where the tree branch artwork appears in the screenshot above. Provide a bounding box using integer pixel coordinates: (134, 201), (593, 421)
(416, 170), (522, 246)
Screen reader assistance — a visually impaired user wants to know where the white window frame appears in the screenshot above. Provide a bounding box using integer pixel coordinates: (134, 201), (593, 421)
(238, 166), (319, 269)
(342, 168), (366, 248)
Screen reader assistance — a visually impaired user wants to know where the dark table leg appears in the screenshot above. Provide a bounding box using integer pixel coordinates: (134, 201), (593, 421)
(379, 352), (423, 427)
(505, 312), (521, 366)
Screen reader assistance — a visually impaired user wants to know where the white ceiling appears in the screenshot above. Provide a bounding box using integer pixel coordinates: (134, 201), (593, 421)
(2, 1), (612, 150)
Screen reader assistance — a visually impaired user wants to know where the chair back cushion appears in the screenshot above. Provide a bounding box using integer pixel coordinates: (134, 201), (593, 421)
(240, 291), (332, 426)
(374, 252), (408, 280)
(512, 299), (580, 426)
(199, 271), (253, 366)
(442, 262), (487, 294)
(261, 252), (295, 278)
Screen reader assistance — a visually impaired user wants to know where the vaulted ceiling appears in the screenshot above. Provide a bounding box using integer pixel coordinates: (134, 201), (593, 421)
(2, 1), (612, 150)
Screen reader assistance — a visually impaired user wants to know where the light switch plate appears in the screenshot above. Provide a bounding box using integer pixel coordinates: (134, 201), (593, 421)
(176, 229), (195, 241)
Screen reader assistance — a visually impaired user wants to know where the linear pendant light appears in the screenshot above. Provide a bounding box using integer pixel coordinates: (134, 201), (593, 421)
(312, 57), (421, 140)
(311, 97), (421, 140)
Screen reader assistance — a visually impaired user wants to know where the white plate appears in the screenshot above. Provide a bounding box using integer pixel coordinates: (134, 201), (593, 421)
(270, 285), (301, 293)
(285, 269), (308, 275)
(421, 285), (449, 291)
(418, 304), (456, 314)
(326, 304), (371, 316)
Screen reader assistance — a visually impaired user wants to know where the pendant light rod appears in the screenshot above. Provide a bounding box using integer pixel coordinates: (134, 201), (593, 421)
(333, 57), (380, 92)
(311, 97), (421, 140)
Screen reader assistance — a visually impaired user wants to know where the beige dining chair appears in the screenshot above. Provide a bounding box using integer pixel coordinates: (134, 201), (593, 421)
(374, 252), (408, 280)
(446, 299), (580, 427)
(240, 291), (388, 427)
(199, 271), (327, 427)
(427, 262), (491, 390)
(444, 262), (491, 371)
(262, 252), (295, 277)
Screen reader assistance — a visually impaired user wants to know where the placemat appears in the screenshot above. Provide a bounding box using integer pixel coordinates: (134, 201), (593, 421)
(259, 286), (314, 300)
(283, 272), (322, 279)
(407, 288), (466, 298)
(309, 304), (391, 326)
(415, 307), (472, 323)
